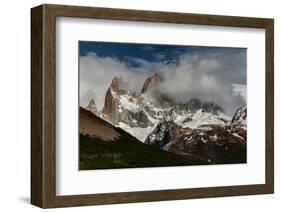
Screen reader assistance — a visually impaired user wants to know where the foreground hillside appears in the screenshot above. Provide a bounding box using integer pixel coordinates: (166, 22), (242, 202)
(79, 107), (208, 170)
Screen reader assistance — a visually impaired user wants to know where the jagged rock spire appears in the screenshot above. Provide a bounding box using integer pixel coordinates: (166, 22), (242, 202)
(109, 76), (128, 93)
(85, 99), (97, 114)
(141, 72), (166, 93)
(102, 77), (127, 124)
(110, 77), (120, 91)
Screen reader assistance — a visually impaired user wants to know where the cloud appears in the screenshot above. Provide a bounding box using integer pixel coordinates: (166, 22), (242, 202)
(157, 55), (246, 115)
(79, 53), (154, 110)
(80, 51), (246, 116)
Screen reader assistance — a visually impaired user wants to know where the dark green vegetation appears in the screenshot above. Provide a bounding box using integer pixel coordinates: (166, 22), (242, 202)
(79, 132), (208, 170)
(208, 143), (246, 164)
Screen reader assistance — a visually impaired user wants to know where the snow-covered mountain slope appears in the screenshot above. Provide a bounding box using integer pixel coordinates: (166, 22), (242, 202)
(119, 121), (159, 142)
(231, 105), (247, 125)
(175, 109), (231, 128)
(163, 124), (246, 164)
(144, 117), (246, 164)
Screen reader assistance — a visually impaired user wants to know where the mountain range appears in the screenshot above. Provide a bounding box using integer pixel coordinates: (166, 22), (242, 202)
(81, 72), (247, 169)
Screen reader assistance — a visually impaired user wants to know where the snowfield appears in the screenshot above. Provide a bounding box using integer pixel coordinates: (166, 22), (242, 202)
(118, 122), (159, 142)
(175, 109), (231, 128)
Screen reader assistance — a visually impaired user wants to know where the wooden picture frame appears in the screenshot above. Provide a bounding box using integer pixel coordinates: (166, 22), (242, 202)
(31, 4), (274, 208)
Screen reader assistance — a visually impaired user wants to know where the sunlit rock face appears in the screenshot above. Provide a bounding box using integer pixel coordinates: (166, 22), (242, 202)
(141, 72), (166, 94)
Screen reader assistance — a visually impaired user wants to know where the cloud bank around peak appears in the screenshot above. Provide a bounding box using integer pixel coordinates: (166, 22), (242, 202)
(79, 43), (246, 116)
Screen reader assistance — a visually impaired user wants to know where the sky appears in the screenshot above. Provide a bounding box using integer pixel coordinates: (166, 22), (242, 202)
(79, 41), (246, 116)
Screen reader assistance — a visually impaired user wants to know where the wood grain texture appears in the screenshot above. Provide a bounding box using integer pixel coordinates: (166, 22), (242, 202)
(31, 4), (274, 208)
(31, 5), (43, 207)
(265, 20), (274, 193)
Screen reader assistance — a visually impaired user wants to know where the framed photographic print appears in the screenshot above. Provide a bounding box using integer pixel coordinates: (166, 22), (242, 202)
(31, 4), (274, 208)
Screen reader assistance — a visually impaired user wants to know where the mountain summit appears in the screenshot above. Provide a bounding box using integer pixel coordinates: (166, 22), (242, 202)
(109, 77), (128, 93)
(141, 72), (166, 93)
(85, 99), (97, 114)
(102, 77), (130, 122)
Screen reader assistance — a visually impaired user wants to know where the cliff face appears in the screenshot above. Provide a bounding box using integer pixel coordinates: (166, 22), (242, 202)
(102, 88), (119, 123)
(102, 77), (128, 124)
(141, 72), (166, 93)
(108, 77), (128, 93)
